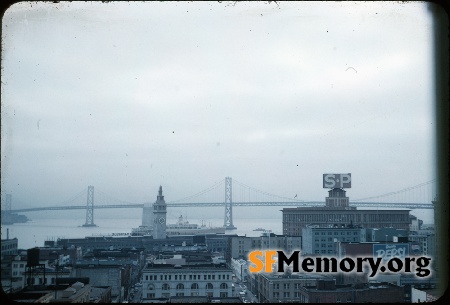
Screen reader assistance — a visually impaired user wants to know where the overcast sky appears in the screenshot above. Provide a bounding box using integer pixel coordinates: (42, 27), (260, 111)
(1, 1), (436, 210)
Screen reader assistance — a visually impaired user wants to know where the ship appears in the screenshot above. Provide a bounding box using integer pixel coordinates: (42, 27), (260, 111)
(253, 228), (265, 231)
(166, 215), (226, 236)
(130, 215), (226, 236)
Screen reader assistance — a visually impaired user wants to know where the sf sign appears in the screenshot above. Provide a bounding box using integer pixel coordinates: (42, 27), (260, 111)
(323, 173), (352, 189)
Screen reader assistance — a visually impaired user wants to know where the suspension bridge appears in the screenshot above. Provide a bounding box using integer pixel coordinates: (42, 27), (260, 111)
(2, 177), (437, 229)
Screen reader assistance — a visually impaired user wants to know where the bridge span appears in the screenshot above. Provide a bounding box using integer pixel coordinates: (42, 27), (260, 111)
(4, 177), (437, 229)
(9, 201), (434, 213)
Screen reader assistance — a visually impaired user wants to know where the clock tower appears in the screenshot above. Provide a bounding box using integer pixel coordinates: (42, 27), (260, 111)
(152, 185), (167, 239)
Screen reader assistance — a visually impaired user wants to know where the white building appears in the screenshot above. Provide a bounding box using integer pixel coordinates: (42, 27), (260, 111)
(230, 258), (248, 282)
(10, 254), (71, 288)
(142, 263), (232, 299)
(227, 233), (302, 260)
(411, 287), (428, 303)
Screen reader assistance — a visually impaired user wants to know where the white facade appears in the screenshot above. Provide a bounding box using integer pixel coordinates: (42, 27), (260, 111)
(11, 255), (71, 288)
(411, 287), (427, 303)
(229, 234), (302, 259)
(230, 258), (248, 282)
(142, 264), (233, 299)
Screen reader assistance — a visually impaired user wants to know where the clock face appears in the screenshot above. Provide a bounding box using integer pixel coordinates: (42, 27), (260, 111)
(159, 217), (165, 224)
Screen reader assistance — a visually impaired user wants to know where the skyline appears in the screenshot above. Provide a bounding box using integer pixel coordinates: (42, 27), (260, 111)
(1, 2), (437, 210)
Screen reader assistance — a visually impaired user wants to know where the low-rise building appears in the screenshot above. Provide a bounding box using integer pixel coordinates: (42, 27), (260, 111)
(254, 272), (333, 303)
(226, 233), (301, 262)
(230, 258), (248, 282)
(142, 263), (232, 299)
(5, 281), (91, 303)
(1, 238), (18, 258)
(298, 279), (404, 303)
(71, 259), (132, 302)
(302, 226), (364, 255)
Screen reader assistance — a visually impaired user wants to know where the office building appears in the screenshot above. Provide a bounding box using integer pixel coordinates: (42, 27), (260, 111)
(282, 188), (410, 236)
(142, 263), (233, 299)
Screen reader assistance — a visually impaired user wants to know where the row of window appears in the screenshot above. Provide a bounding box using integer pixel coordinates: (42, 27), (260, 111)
(146, 273), (230, 281)
(284, 214), (362, 222)
(272, 292), (301, 298)
(314, 239), (357, 247)
(147, 283), (228, 290)
(284, 213), (408, 223)
(12, 263), (25, 268)
(314, 231), (359, 236)
(1, 243), (17, 250)
(147, 292), (229, 298)
(272, 283), (302, 289)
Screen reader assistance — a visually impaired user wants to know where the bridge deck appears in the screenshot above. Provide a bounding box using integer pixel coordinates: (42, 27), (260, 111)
(7, 201), (434, 213)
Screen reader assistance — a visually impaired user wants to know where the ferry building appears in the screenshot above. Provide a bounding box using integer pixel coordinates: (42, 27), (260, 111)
(282, 174), (411, 236)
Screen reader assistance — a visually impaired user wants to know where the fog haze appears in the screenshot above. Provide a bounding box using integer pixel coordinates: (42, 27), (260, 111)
(1, 2), (435, 211)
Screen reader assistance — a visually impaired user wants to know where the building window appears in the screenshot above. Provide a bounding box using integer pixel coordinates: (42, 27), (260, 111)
(220, 283), (228, 289)
(147, 293), (155, 298)
(162, 283), (170, 290)
(176, 293), (184, 296)
(220, 292), (228, 298)
(206, 283), (214, 290)
(147, 284), (155, 290)
(191, 283), (199, 290)
(176, 283), (184, 290)
(284, 292), (290, 298)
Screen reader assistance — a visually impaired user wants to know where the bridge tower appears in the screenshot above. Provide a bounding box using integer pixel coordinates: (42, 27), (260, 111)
(82, 185), (97, 227)
(223, 177), (236, 230)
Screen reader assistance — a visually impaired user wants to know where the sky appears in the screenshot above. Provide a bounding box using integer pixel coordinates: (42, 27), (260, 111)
(1, 1), (437, 217)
